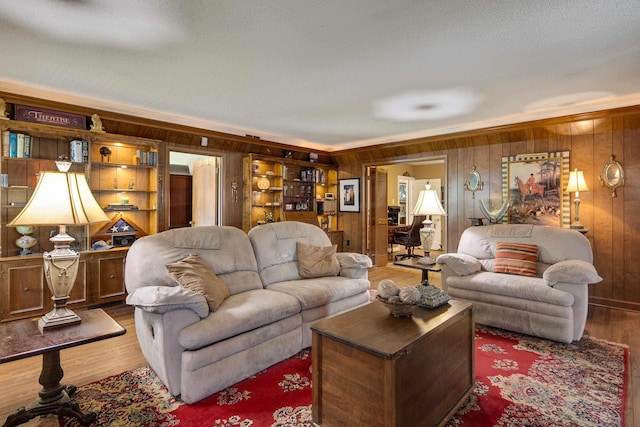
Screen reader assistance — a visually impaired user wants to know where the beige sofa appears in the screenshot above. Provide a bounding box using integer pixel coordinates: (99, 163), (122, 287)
(437, 224), (601, 343)
(124, 222), (371, 403)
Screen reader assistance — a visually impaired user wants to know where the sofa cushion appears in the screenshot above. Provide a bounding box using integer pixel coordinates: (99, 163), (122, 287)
(297, 242), (340, 278)
(543, 259), (603, 285)
(178, 289), (301, 350)
(447, 272), (574, 306)
(436, 253), (482, 276)
(494, 242), (538, 276)
(165, 253), (230, 311)
(266, 276), (370, 310)
(126, 285), (210, 318)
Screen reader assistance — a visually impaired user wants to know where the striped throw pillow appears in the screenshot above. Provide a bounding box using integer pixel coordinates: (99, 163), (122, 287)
(494, 242), (538, 276)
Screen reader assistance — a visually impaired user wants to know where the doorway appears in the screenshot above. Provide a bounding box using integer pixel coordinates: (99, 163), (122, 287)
(366, 156), (446, 263)
(169, 151), (222, 228)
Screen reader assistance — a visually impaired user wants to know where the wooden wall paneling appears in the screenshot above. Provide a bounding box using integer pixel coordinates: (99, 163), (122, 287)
(445, 149), (458, 252)
(569, 121), (595, 231)
(222, 152), (244, 229)
(592, 118), (615, 300)
(610, 116), (626, 302)
(623, 114), (640, 303)
(531, 127), (550, 153)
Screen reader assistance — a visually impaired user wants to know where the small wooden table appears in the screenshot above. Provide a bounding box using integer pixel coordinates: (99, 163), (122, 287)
(393, 257), (442, 285)
(311, 300), (474, 427)
(0, 309), (126, 427)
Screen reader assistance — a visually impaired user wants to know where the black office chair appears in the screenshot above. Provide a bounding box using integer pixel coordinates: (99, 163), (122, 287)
(393, 215), (426, 260)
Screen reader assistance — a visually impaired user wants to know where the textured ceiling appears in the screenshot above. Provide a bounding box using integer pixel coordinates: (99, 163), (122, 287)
(0, 0), (639, 151)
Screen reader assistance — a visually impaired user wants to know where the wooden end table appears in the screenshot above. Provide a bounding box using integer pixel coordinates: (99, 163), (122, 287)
(0, 309), (126, 427)
(393, 257), (442, 285)
(311, 299), (474, 427)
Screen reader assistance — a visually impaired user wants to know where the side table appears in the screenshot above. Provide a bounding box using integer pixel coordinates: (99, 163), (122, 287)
(393, 257), (441, 285)
(0, 308), (126, 427)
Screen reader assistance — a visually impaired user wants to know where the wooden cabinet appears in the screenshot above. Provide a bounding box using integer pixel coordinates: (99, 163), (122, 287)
(243, 154), (339, 232)
(0, 248), (127, 322)
(1, 121), (91, 257)
(92, 250), (126, 303)
(89, 136), (159, 243)
(1, 116), (151, 322)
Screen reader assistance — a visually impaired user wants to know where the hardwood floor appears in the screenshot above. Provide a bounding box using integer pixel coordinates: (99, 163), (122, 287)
(0, 265), (637, 426)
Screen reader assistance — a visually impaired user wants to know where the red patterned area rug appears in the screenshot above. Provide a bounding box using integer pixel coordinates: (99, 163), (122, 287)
(61, 326), (627, 427)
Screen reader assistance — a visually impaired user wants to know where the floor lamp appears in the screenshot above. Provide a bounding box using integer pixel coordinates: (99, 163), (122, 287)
(8, 159), (109, 331)
(412, 183), (447, 265)
(565, 168), (589, 229)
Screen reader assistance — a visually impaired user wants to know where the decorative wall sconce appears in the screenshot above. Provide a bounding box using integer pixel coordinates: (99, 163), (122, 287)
(599, 154), (624, 197)
(463, 165), (484, 199)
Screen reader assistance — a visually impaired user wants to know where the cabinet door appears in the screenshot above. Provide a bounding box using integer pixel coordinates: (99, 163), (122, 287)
(93, 253), (126, 303)
(0, 258), (48, 321)
(0, 256), (89, 322)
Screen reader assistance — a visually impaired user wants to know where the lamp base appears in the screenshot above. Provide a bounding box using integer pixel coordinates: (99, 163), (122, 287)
(570, 222), (585, 229)
(417, 255), (437, 265)
(38, 297), (81, 332)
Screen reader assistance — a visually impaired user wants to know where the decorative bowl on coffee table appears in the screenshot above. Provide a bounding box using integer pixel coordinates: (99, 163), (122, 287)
(376, 295), (418, 318)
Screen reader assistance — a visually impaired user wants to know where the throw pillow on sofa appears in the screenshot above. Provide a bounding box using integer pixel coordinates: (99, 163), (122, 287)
(165, 252), (230, 311)
(494, 242), (538, 277)
(297, 242), (340, 278)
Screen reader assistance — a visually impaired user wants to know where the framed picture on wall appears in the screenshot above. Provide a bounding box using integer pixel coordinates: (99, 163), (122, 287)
(339, 178), (360, 212)
(501, 151), (570, 227)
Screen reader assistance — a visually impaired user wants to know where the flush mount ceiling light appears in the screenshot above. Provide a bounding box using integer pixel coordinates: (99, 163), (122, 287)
(373, 89), (482, 122)
(0, 0), (186, 49)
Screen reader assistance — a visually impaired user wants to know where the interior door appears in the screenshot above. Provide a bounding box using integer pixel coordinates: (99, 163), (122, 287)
(368, 167), (388, 267)
(192, 158), (219, 226)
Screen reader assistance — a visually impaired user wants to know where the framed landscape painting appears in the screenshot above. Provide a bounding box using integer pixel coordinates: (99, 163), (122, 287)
(501, 151), (570, 227)
(339, 178), (360, 212)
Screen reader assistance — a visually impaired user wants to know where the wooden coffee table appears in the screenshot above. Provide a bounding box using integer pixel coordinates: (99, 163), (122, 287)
(311, 299), (474, 427)
(0, 309), (126, 427)
(393, 257), (442, 285)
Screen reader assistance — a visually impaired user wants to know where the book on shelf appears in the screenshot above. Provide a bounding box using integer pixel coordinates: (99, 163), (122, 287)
(3, 132), (32, 158)
(69, 139), (88, 163)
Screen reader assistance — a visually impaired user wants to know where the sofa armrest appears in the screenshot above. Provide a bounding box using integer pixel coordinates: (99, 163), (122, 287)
(126, 286), (210, 318)
(336, 252), (372, 279)
(542, 260), (603, 286)
(436, 253), (482, 276)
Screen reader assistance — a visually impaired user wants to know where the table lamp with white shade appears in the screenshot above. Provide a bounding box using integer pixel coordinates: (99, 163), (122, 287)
(412, 183), (446, 265)
(8, 159), (109, 331)
(565, 168), (589, 229)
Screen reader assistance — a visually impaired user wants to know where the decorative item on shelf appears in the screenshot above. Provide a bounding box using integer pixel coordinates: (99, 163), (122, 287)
(89, 113), (105, 133)
(128, 177), (135, 189)
(8, 157), (109, 331)
(0, 97), (9, 120)
(100, 146), (112, 162)
(412, 182), (447, 265)
(106, 202), (138, 211)
(599, 154), (624, 198)
(565, 168), (589, 229)
(15, 225), (37, 255)
(257, 177), (270, 190)
(264, 211), (275, 223)
(309, 152), (318, 163)
(479, 198), (510, 224)
(463, 165), (484, 198)
(284, 150), (293, 159)
(92, 213), (147, 247)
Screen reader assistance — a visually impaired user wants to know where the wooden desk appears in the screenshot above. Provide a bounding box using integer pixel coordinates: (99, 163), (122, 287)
(0, 309), (126, 427)
(393, 257), (442, 285)
(311, 300), (474, 427)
